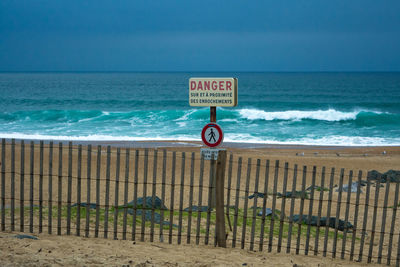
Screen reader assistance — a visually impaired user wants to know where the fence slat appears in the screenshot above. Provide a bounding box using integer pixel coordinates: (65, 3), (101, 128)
(323, 168), (335, 257)
(132, 150), (139, 241)
(332, 168), (344, 258)
(76, 145), (82, 236)
(396, 228), (400, 267)
(20, 140), (25, 232)
(66, 142), (73, 235)
(57, 142), (62, 235)
(287, 164), (297, 253)
(225, 154), (233, 232)
(358, 172), (372, 262)
(314, 166), (326, 255)
(39, 141), (44, 233)
(241, 158), (252, 249)
(11, 139), (16, 231)
(232, 157), (242, 248)
(368, 176), (381, 263)
(250, 159), (260, 251)
(150, 150), (158, 243)
(141, 149), (149, 242)
(187, 152), (195, 244)
(387, 180), (400, 265)
(305, 166), (317, 255)
(48, 141), (53, 234)
(29, 141), (34, 233)
(268, 160), (279, 252)
(296, 166), (307, 255)
(350, 171), (362, 261)
(178, 152), (185, 244)
(160, 149), (167, 242)
(196, 155), (205, 245)
(95, 145), (101, 238)
(205, 157), (215, 245)
(85, 145), (92, 238)
(122, 148), (129, 240)
(377, 177), (391, 263)
(169, 151), (176, 244)
(113, 148), (121, 240)
(341, 170), (353, 259)
(259, 160), (270, 252)
(104, 145), (111, 239)
(278, 162), (289, 252)
(1, 139), (5, 231)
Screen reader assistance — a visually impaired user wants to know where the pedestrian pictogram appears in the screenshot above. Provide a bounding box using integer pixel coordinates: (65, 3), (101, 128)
(201, 123), (223, 148)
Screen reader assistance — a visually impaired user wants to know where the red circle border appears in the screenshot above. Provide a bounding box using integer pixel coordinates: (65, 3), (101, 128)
(201, 123), (224, 147)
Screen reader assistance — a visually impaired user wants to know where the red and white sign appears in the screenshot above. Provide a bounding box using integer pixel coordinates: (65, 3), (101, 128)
(189, 78), (238, 107)
(201, 123), (224, 147)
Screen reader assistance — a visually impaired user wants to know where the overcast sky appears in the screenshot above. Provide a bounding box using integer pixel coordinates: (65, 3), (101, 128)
(1, 0), (400, 72)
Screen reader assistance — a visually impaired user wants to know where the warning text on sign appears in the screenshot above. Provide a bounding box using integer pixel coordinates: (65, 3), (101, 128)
(189, 78), (238, 107)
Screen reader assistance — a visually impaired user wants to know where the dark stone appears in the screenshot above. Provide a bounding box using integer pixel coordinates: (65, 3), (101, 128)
(382, 170), (400, 183)
(71, 203), (97, 209)
(306, 186), (329, 192)
(14, 234), (38, 240)
(125, 196), (167, 210)
(257, 208), (273, 216)
(291, 215), (353, 231)
(127, 209), (177, 228)
(183, 206), (211, 212)
(248, 192), (265, 199)
(277, 191), (308, 199)
(367, 170), (382, 181)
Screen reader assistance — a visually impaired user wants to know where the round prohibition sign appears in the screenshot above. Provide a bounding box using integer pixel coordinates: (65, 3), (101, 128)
(201, 123), (224, 147)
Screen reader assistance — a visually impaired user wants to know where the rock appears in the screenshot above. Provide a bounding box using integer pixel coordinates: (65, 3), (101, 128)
(382, 170), (400, 183)
(367, 170), (382, 180)
(125, 196), (167, 210)
(71, 203), (97, 209)
(183, 206), (210, 212)
(336, 182), (363, 193)
(306, 186), (329, 192)
(248, 192), (265, 199)
(277, 191), (308, 199)
(291, 215), (353, 231)
(14, 234), (38, 240)
(127, 209), (177, 228)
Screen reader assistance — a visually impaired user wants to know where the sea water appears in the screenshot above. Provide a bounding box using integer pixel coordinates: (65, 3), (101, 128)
(0, 72), (399, 146)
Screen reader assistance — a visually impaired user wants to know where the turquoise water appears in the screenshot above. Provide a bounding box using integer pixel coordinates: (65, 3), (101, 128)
(0, 72), (399, 146)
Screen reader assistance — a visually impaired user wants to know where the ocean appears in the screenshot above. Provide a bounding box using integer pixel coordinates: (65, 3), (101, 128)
(0, 72), (399, 146)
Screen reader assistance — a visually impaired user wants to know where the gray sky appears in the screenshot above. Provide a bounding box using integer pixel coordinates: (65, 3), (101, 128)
(1, 0), (400, 71)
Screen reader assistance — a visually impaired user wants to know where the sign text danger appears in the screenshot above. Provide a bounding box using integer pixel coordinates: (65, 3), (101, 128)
(189, 78), (238, 107)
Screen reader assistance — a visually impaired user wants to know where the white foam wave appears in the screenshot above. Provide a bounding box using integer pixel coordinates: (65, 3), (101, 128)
(238, 108), (371, 122)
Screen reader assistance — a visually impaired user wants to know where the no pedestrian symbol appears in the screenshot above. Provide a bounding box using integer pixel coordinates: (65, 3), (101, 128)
(201, 123), (224, 148)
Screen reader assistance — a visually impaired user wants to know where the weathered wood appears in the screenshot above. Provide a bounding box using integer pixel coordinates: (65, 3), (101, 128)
(178, 152), (185, 244)
(85, 145), (92, 238)
(350, 171), (362, 261)
(11, 139), (16, 231)
(240, 158), (252, 250)
(278, 162), (289, 252)
(122, 148), (129, 240)
(397, 232), (400, 267)
(250, 159), (261, 251)
(76, 144), (82, 236)
(95, 145), (101, 238)
(29, 141), (34, 233)
(314, 166), (326, 255)
(205, 157), (215, 245)
(132, 150), (139, 241)
(215, 150), (227, 248)
(323, 168), (335, 257)
(103, 145), (111, 239)
(66, 142), (73, 235)
(341, 170), (353, 259)
(368, 175), (381, 263)
(377, 177), (390, 263)
(332, 168), (344, 258)
(387, 180), (400, 265)
(268, 160), (279, 252)
(113, 147), (121, 240)
(232, 157), (242, 248)
(39, 141), (44, 233)
(141, 148), (149, 242)
(196, 154), (205, 245)
(150, 150), (158, 243)
(160, 149), (167, 242)
(358, 172), (372, 262)
(57, 142), (62, 235)
(1, 139), (5, 231)
(305, 166), (317, 255)
(47, 141), (53, 234)
(259, 160), (270, 252)
(295, 166), (307, 255)
(225, 154), (233, 232)
(168, 151), (176, 244)
(287, 164), (298, 253)
(187, 152), (195, 244)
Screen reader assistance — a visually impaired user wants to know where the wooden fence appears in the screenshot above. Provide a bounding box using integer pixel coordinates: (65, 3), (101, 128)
(1, 139), (400, 266)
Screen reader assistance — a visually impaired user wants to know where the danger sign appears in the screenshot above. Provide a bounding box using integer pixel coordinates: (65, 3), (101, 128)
(201, 123), (224, 148)
(189, 78), (238, 107)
